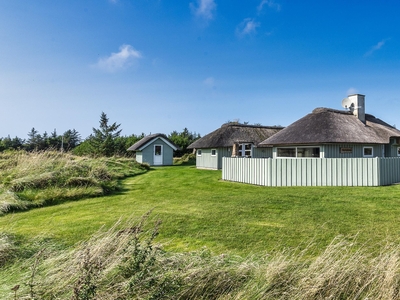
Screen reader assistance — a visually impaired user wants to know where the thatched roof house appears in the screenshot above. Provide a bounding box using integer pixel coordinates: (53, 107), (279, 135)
(188, 122), (283, 149)
(260, 94), (400, 158)
(188, 122), (283, 169)
(261, 108), (400, 145)
(127, 133), (179, 166)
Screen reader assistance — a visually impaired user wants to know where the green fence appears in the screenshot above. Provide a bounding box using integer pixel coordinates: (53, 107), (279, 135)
(222, 157), (400, 186)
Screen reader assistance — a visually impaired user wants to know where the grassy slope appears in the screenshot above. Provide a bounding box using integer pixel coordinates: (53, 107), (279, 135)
(1, 165), (400, 256)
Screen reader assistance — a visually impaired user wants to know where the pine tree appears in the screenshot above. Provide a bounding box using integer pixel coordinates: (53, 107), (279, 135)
(89, 112), (122, 156)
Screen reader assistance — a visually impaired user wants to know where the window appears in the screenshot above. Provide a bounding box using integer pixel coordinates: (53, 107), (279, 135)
(154, 145), (162, 156)
(340, 147), (353, 154)
(211, 149), (216, 156)
(277, 148), (296, 157)
(363, 147), (373, 157)
(397, 147), (400, 157)
(238, 143), (252, 157)
(297, 147), (320, 157)
(197, 149), (202, 156)
(277, 147), (320, 158)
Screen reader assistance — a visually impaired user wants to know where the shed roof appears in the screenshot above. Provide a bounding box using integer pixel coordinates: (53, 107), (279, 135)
(187, 123), (284, 149)
(260, 107), (400, 146)
(127, 133), (179, 151)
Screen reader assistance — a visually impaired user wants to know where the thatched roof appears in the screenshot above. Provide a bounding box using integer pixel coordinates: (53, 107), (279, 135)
(260, 107), (400, 146)
(187, 123), (284, 149)
(127, 133), (179, 151)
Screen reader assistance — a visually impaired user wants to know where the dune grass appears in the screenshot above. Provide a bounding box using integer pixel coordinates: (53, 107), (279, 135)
(1, 165), (400, 256)
(3, 161), (400, 298)
(0, 151), (148, 215)
(2, 214), (400, 299)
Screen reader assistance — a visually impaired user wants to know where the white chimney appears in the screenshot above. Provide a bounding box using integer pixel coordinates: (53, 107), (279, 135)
(348, 94), (365, 123)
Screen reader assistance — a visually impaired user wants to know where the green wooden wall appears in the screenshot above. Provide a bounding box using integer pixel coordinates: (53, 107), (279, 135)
(222, 157), (400, 186)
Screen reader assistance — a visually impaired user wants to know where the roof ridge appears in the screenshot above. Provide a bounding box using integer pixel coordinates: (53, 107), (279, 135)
(221, 122), (283, 129)
(312, 107), (352, 115)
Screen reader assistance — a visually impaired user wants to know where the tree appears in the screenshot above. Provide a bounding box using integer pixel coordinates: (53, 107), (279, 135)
(168, 128), (201, 156)
(88, 112), (122, 157)
(26, 127), (43, 151)
(62, 129), (81, 151)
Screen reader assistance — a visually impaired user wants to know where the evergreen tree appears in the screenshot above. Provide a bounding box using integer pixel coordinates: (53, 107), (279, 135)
(62, 129), (81, 151)
(26, 127), (43, 151)
(169, 128), (201, 156)
(88, 112), (122, 156)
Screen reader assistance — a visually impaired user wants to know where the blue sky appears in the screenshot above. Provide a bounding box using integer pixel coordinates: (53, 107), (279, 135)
(1, 1), (400, 139)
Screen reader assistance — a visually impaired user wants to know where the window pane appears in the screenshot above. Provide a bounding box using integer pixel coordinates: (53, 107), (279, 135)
(297, 147), (320, 157)
(277, 148), (296, 157)
(155, 146), (162, 155)
(364, 147), (373, 156)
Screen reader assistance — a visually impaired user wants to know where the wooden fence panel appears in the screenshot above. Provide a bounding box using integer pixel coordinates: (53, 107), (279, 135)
(221, 157), (400, 187)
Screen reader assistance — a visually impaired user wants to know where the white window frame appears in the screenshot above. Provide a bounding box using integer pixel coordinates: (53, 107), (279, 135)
(238, 143), (253, 157)
(397, 147), (400, 157)
(363, 146), (373, 158)
(276, 146), (321, 158)
(197, 149), (202, 156)
(211, 149), (217, 156)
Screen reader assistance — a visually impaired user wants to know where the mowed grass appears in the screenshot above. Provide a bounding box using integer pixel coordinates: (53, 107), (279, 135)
(1, 165), (400, 256)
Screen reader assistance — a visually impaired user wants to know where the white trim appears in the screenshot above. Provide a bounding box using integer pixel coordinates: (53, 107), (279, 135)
(363, 146), (373, 158)
(397, 147), (400, 157)
(153, 144), (163, 165)
(238, 143), (253, 157)
(276, 146), (321, 158)
(211, 149), (217, 156)
(138, 136), (178, 151)
(197, 149), (202, 156)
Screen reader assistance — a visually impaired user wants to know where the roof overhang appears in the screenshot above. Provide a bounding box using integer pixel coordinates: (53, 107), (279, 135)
(138, 136), (178, 151)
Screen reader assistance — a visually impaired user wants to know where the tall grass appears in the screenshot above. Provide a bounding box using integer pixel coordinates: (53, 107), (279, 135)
(3, 215), (400, 299)
(0, 150), (148, 215)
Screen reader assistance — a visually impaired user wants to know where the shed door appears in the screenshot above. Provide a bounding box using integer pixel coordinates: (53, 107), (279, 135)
(154, 145), (163, 165)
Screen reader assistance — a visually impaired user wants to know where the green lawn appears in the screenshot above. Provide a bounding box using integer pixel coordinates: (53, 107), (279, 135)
(2, 165), (400, 256)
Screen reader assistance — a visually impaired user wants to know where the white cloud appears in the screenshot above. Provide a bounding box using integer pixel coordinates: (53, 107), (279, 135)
(236, 18), (260, 37)
(190, 0), (216, 20)
(257, 0), (281, 13)
(95, 44), (142, 72)
(347, 87), (359, 95)
(364, 38), (390, 57)
(203, 77), (215, 88)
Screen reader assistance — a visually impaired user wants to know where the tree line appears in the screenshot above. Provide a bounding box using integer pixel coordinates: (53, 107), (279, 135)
(0, 112), (200, 157)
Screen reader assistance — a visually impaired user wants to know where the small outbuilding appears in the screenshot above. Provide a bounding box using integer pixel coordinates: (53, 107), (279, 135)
(127, 133), (179, 166)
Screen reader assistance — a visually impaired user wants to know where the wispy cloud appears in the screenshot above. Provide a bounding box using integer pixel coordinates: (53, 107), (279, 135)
(347, 87), (359, 95)
(364, 38), (390, 57)
(203, 77), (216, 88)
(236, 18), (260, 37)
(94, 44), (142, 73)
(190, 0), (216, 20)
(257, 0), (281, 13)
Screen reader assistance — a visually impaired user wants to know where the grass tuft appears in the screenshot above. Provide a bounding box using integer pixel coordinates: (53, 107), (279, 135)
(0, 150), (148, 214)
(4, 216), (400, 299)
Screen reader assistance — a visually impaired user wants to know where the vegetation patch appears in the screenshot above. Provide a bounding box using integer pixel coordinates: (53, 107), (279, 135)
(0, 151), (148, 215)
(3, 215), (400, 299)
